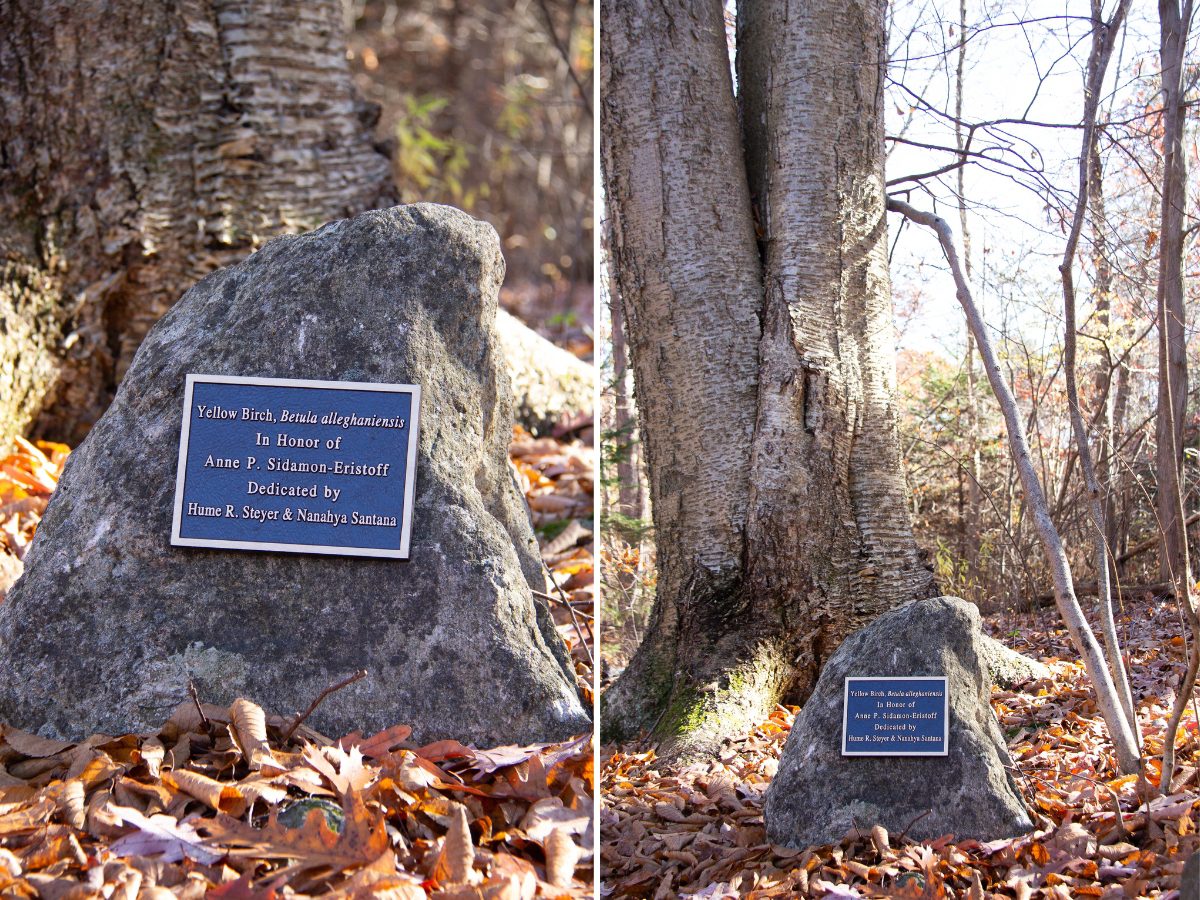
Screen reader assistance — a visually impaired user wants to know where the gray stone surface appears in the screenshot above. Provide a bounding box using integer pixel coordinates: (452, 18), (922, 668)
(764, 596), (1032, 848)
(495, 309), (593, 436)
(1184, 850), (1200, 900)
(980, 634), (1053, 688)
(0, 204), (589, 745)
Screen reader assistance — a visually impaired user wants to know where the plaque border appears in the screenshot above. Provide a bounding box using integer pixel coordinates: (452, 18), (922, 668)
(841, 675), (950, 757)
(170, 373), (422, 559)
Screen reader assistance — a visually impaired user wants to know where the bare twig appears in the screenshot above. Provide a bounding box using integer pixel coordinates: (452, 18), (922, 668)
(543, 563), (594, 670)
(532, 588), (594, 620)
(895, 809), (933, 845)
(535, 0), (592, 118)
(188, 679), (209, 729)
(887, 195), (1140, 773)
(1117, 513), (1200, 564)
(282, 669), (368, 743)
(1056, 0), (1137, 740)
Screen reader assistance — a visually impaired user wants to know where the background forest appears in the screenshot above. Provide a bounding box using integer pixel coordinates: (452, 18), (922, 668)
(343, 0), (593, 349)
(601, 0), (1200, 664)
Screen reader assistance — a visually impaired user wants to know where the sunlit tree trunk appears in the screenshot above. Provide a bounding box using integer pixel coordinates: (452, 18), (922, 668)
(601, 0), (933, 760)
(0, 0), (394, 444)
(736, 0), (935, 704)
(1155, 0), (1193, 597)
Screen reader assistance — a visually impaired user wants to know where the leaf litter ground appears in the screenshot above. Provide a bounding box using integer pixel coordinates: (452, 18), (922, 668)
(0, 427), (595, 899)
(602, 596), (1199, 898)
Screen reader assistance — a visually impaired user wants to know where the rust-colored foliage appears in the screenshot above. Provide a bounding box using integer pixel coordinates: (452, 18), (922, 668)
(0, 437), (67, 562)
(511, 424), (595, 699)
(602, 597), (1198, 897)
(0, 699), (593, 897)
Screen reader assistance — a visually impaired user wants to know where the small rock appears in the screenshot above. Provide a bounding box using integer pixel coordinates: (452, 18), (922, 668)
(764, 596), (1033, 847)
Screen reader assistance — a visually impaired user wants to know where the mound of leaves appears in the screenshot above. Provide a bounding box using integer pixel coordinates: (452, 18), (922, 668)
(601, 595), (1198, 897)
(0, 437), (68, 591)
(0, 696), (593, 898)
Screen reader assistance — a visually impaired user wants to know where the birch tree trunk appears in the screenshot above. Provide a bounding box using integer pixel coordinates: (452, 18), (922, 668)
(1155, 0), (1194, 595)
(0, 0), (394, 444)
(599, 0), (765, 746)
(601, 0), (933, 760)
(737, 0), (935, 702)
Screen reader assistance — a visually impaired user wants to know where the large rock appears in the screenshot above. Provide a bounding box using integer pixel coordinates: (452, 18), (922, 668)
(495, 309), (594, 435)
(0, 204), (590, 745)
(764, 596), (1032, 847)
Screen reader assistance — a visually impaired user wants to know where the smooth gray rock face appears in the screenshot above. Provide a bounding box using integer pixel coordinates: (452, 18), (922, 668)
(0, 204), (589, 745)
(764, 596), (1032, 848)
(1182, 850), (1199, 900)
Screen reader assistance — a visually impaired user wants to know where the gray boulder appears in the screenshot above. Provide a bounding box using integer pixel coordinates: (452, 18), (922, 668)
(495, 309), (593, 435)
(0, 204), (590, 745)
(1184, 850), (1199, 900)
(764, 596), (1032, 847)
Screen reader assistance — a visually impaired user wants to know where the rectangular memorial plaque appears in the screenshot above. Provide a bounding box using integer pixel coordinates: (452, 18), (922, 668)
(171, 374), (421, 558)
(842, 676), (949, 757)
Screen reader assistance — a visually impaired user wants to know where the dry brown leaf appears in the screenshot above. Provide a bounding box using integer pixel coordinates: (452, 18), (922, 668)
(49, 780), (85, 830)
(520, 797), (589, 842)
(230, 698), (274, 770)
(543, 826), (580, 888)
(434, 802), (477, 886)
(870, 823), (889, 856)
(167, 769), (247, 816)
(1, 727), (74, 759)
(0, 797), (54, 836)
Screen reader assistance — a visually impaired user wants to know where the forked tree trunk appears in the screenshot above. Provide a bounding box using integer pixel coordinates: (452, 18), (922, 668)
(0, 0), (394, 444)
(736, 0), (935, 699)
(601, 0), (933, 760)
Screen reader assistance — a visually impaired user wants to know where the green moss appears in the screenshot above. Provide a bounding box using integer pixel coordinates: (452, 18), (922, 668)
(658, 685), (704, 736)
(599, 636), (677, 743)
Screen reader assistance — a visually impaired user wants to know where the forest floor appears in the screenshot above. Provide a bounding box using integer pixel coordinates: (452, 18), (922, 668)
(0, 423), (595, 899)
(601, 595), (1199, 898)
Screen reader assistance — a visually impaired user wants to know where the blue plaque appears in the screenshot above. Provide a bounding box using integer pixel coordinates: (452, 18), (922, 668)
(842, 676), (948, 756)
(171, 375), (421, 558)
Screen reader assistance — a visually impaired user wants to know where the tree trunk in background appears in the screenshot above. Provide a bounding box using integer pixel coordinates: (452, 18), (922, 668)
(1088, 142), (1122, 580)
(1155, 0), (1193, 595)
(0, 0), (394, 445)
(955, 0), (982, 590)
(602, 0), (933, 760)
(1156, 0), (1198, 795)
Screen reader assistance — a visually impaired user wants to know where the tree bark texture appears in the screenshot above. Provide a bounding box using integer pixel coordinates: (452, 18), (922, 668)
(1155, 0), (1197, 796)
(1, 0), (395, 444)
(599, 0), (764, 749)
(1155, 0), (1193, 593)
(601, 0), (934, 759)
(737, 0), (935, 696)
